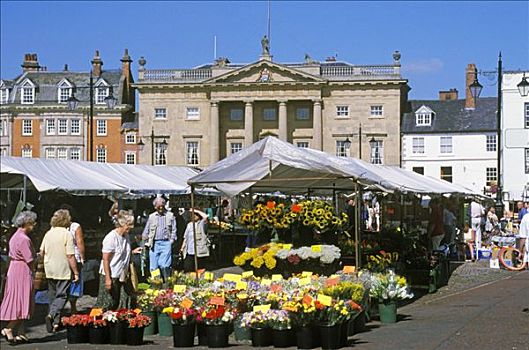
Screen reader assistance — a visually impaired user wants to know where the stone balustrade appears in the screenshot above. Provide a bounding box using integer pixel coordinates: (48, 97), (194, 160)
(320, 64), (401, 79)
(140, 68), (212, 82)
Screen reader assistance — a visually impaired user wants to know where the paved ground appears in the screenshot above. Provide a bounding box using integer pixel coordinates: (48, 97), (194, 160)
(1, 263), (528, 349)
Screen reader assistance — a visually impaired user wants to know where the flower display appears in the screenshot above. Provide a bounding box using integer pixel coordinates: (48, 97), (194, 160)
(153, 289), (175, 311)
(92, 319), (107, 328)
(200, 304), (236, 325)
(61, 314), (92, 327)
(239, 201), (290, 231)
(369, 270), (414, 302)
(267, 309), (292, 330)
(209, 220), (233, 231)
(295, 200), (348, 233)
(167, 307), (197, 325)
(366, 251), (399, 272)
(234, 243), (340, 275)
(137, 288), (159, 311)
(240, 310), (271, 329)
(127, 314), (152, 328)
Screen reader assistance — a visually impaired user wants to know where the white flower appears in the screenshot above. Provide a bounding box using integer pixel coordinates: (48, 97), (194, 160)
(276, 249), (289, 259)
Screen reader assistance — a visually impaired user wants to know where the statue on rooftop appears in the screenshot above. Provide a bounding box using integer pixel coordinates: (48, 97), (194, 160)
(261, 35), (270, 56)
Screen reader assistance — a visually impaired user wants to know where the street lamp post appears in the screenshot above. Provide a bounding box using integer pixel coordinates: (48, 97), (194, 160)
(137, 127), (168, 165)
(343, 124), (363, 159)
(470, 53), (528, 214)
(67, 70), (117, 161)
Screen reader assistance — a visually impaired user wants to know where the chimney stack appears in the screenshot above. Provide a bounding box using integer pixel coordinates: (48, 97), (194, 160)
(21, 53), (41, 72)
(120, 48), (132, 80)
(465, 63), (477, 110)
(91, 50), (103, 76)
(439, 88), (458, 101)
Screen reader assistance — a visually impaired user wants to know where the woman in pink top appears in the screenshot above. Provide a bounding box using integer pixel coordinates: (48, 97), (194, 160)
(0, 211), (37, 344)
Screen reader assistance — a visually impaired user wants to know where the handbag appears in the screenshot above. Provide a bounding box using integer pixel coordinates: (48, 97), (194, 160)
(34, 255), (47, 291)
(129, 262), (138, 291)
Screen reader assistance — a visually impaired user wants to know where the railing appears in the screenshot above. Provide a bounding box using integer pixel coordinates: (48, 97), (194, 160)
(321, 64), (401, 79)
(140, 68), (212, 82)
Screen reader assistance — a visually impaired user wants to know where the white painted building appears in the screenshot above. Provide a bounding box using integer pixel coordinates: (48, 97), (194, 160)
(401, 88), (498, 195)
(501, 71), (529, 201)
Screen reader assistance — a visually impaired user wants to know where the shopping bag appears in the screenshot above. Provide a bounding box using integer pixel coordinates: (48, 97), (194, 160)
(69, 271), (84, 297)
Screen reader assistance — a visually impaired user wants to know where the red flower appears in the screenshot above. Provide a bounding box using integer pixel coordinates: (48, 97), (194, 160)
(287, 254), (301, 265)
(314, 301), (325, 310)
(266, 201), (276, 209)
(348, 301), (362, 312)
(291, 204), (301, 213)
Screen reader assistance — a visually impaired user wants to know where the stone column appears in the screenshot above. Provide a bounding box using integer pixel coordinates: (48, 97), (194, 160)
(278, 101), (287, 141)
(312, 100), (322, 150)
(210, 102), (219, 163)
(244, 101), (253, 147)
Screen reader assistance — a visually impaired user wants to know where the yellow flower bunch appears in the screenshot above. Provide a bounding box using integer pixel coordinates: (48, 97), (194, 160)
(238, 202), (289, 231)
(296, 200), (348, 231)
(233, 243), (279, 270)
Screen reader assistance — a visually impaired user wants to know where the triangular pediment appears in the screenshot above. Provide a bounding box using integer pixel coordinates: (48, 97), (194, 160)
(206, 60), (324, 84)
(415, 105), (435, 115)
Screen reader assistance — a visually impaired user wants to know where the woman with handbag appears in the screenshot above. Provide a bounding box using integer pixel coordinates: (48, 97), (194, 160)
(181, 209), (209, 272)
(0, 211), (37, 345)
(95, 211), (142, 311)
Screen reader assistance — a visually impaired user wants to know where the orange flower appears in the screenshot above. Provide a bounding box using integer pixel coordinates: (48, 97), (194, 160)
(266, 201), (276, 209)
(348, 301), (362, 312)
(314, 301), (325, 310)
(291, 204), (301, 213)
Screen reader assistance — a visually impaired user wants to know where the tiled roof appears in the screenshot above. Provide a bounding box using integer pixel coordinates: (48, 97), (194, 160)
(401, 97), (497, 134)
(5, 70), (124, 105)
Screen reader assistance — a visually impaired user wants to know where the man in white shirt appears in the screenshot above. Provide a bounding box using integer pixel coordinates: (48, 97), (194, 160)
(470, 201), (485, 249)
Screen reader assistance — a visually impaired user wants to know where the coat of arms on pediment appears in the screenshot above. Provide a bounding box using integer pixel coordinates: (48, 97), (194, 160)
(257, 68), (272, 82)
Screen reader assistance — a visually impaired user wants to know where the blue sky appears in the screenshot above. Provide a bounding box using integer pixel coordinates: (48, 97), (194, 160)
(1, 1), (527, 99)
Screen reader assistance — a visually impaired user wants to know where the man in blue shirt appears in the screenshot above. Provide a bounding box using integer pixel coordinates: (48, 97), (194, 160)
(142, 197), (177, 280)
(517, 201), (528, 223)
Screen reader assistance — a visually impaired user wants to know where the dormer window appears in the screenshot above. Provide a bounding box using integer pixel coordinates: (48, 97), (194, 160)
(414, 105), (434, 126)
(57, 79), (73, 103)
(20, 80), (35, 104)
(95, 80), (109, 104)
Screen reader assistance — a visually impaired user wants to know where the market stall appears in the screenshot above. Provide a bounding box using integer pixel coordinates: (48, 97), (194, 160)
(188, 137), (483, 279)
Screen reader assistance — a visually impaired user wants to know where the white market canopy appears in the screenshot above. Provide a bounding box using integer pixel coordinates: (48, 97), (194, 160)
(0, 156), (216, 196)
(188, 136), (480, 198)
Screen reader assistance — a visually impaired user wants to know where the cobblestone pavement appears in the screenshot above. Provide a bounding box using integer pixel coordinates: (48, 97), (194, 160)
(1, 262), (526, 349)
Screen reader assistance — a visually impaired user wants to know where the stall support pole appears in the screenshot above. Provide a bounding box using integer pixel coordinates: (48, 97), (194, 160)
(190, 185), (199, 280)
(400, 194), (405, 231)
(332, 183), (337, 214)
(22, 175), (27, 205)
(354, 182), (361, 268)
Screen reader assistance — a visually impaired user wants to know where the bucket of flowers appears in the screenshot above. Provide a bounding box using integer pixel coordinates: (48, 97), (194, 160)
(315, 298), (359, 350)
(240, 310), (272, 347)
(369, 270), (413, 324)
(88, 318), (108, 344)
(282, 296), (320, 349)
(167, 305), (197, 348)
(61, 314), (91, 344)
(154, 289), (175, 336)
(103, 309), (131, 345)
(268, 309), (294, 348)
(126, 312), (152, 346)
(200, 303), (236, 348)
(137, 288), (159, 335)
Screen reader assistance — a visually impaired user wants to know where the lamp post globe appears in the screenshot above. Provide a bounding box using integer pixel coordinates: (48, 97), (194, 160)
(137, 139), (145, 152)
(517, 74), (529, 97)
(469, 78), (483, 99)
(104, 93), (117, 110)
(343, 137), (352, 150)
(67, 95), (79, 111)
(368, 136), (377, 150)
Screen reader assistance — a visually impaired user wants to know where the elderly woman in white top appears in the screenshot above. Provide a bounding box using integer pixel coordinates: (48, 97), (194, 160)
(95, 211), (141, 310)
(180, 209), (209, 272)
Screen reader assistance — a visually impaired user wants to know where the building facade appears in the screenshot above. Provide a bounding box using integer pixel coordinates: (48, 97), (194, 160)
(134, 45), (409, 167)
(0, 50), (136, 163)
(502, 71), (529, 201)
(401, 64), (498, 194)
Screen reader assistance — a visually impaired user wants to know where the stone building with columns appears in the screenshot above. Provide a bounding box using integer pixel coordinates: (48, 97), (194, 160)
(134, 46), (409, 167)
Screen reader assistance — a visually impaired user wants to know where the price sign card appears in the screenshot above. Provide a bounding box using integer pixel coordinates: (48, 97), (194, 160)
(311, 245), (322, 252)
(150, 269), (161, 278)
(271, 274), (283, 281)
(173, 285), (186, 293)
(89, 308), (103, 317)
(209, 296), (225, 306)
(242, 270), (254, 278)
(317, 294), (332, 307)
